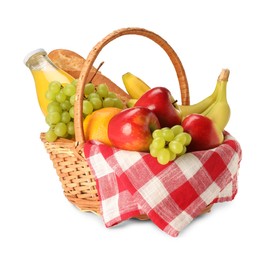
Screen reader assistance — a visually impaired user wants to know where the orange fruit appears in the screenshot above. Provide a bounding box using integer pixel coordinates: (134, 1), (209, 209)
(83, 107), (122, 145)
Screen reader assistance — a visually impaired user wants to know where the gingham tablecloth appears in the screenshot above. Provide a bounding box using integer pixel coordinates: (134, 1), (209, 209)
(84, 132), (242, 237)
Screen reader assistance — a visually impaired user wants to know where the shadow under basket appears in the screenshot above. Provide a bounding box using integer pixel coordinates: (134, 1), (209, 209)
(40, 27), (214, 220)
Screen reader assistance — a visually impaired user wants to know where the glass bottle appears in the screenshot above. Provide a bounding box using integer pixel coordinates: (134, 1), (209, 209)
(24, 49), (74, 116)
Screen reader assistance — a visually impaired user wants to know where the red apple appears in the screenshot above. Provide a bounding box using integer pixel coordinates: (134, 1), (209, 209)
(134, 87), (181, 127)
(108, 107), (160, 152)
(181, 114), (224, 152)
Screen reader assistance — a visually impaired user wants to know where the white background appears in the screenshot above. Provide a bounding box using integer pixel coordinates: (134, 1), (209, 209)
(1, 0), (265, 259)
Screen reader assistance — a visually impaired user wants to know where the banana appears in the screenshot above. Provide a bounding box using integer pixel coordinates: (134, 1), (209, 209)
(122, 72), (151, 99)
(176, 82), (219, 119)
(201, 69), (230, 131)
(126, 98), (138, 108)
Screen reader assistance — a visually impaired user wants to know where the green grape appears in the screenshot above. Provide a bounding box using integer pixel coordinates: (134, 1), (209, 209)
(113, 98), (123, 109)
(54, 122), (67, 137)
(152, 137), (165, 150)
(84, 83), (95, 96)
(162, 128), (175, 142)
(46, 100), (57, 113)
(47, 101), (62, 113)
(48, 81), (61, 94)
(71, 79), (78, 86)
(169, 140), (184, 154)
(182, 132), (192, 146)
(180, 146), (187, 156)
(45, 90), (56, 101)
(171, 125), (184, 136)
(70, 95), (76, 105)
(149, 144), (159, 157)
(61, 111), (71, 124)
(169, 149), (177, 161)
(67, 121), (75, 135)
(56, 90), (67, 103)
(62, 132), (70, 139)
(46, 111), (61, 125)
(103, 97), (115, 108)
(60, 100), (71, 111)
(88, 92), (101, 100)
(157, 148), (170, 165)
(45, 128), (58, 142)
(175, 132), (191, 145)
(90, 97), (102, 110)
(83, 100), (93, 115)
(97, 83), (109, 98)
(108, 92), (117, 98)
(152, 129), (163, 139)
(69, 106), (75, 118)
(63, 83), (76, 96)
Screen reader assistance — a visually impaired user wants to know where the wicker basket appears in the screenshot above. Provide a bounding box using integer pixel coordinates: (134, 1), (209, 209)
(41, 27), (213, 217)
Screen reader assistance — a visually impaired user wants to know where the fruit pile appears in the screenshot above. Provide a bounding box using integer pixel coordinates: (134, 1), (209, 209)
(108, 70), (230, 164)
(44, 80), (124, 142)
(43, 49), (230, 165)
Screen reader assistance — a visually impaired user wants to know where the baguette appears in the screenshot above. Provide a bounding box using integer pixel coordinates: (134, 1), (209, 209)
(48, 49), (130, 105)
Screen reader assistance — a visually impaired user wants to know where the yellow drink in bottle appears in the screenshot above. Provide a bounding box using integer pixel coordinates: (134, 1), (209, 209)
(24, 49), (74, 116)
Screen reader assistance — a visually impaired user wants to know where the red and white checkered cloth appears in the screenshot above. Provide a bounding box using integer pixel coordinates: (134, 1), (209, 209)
(84, 132), (242, 237)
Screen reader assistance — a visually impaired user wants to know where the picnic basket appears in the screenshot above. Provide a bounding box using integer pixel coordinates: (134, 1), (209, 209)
(40, 27), (214, 218)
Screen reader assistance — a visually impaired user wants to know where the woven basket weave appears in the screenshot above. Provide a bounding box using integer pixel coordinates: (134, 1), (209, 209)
(41, 27), (212, 217)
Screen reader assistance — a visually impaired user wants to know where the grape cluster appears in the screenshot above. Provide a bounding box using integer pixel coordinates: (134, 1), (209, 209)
(149, 125), (192, 165)
(45, 80), (124, 142)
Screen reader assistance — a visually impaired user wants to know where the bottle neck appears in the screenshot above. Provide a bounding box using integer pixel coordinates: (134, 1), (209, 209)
(25, 51), (57, 71)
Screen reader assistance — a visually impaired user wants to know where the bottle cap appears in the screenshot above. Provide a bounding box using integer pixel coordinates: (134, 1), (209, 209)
(23, 48), (47, 66)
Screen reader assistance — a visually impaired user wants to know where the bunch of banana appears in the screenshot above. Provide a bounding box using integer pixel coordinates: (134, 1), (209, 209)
(200, 69), (230, 131)
(122, 69), (230, 131)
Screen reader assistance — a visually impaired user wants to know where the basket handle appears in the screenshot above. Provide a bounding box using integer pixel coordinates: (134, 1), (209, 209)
(74, 27), (190, 145)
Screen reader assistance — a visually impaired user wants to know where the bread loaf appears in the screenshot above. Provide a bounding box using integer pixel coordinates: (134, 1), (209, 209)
(48, 49), (130, 104)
